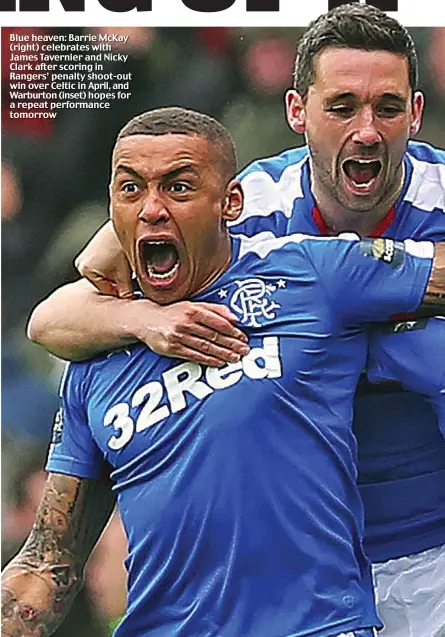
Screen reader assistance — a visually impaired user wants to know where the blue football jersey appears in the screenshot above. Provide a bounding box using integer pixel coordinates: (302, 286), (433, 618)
(47, 234), (432, 637)
(230, 140), (445, 561)
(367, 317), (445, 434)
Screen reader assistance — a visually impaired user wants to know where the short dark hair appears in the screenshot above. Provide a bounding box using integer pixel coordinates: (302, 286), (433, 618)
(294, 2), (418, 101)
(117, 106), (238, 183)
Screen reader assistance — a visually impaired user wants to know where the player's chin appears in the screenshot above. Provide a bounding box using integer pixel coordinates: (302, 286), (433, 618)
(336, 175), (384, 212)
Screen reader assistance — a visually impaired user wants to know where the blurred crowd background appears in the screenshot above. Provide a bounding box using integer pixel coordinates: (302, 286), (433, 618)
(2, 25), (445, 635)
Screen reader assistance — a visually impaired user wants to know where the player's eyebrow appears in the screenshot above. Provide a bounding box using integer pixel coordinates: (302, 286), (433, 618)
(161, 165), (200, 181)
(113, 164), (200, 182)
(113, 165), (143, 181)
(378, 93), (408, 105)
(325, 91), (408, 105)
(325, 91), (355, 103)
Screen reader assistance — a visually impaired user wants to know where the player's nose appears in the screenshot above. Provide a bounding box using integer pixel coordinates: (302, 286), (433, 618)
(352, 106), (382, 146)
(138, 191), (170, 224)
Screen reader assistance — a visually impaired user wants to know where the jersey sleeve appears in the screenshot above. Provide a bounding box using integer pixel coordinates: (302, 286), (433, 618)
(367, 318), (445, 436)
(368, 318), (445, 396)
(302, 235), (434, 324)
(46, 362), (104, 479)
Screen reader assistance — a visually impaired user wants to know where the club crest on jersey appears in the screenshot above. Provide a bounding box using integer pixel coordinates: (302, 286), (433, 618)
(360, 238), (405, 268)
(227, 278), (283, 327)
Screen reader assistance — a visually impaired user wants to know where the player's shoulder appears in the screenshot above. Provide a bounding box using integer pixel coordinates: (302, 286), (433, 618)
(407, 140), (445, 165)
(237, 145), (309, 184)
(403, 141), (445, 213)
(234, 231), (359, 273)
(61, 344), (148, 388)
(231, 147), (310, 230)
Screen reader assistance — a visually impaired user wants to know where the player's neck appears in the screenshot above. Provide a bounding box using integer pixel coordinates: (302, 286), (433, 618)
(315, 202), (389, 236)
(311, 167), (404, 236)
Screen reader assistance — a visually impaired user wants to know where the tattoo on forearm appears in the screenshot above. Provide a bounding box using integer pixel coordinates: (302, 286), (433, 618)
(424, 243), (445, 311)
(1, 473), (116, 637)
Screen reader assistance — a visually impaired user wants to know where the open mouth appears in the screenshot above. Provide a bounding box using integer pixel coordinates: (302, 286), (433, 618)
(139, 240), (180, 284)
(342, 158), (382, 191)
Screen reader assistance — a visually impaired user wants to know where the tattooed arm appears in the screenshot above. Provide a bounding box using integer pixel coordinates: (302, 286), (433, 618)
(422, 242), (445, 313)
(1, 472), (116, 637)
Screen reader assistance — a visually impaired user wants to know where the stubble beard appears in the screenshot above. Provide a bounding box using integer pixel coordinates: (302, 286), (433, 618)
(309, 149), (404, 228)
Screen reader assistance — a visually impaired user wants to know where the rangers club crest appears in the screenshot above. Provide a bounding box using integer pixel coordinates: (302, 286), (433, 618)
(222, 278), (285, 328)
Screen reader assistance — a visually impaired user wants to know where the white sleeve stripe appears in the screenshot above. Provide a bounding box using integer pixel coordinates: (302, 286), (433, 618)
(238, 233), (434, 262)
(404, 156), (445, 213)
(403, 239), (435, 259)
(58, 362), (71, 397)
(238, 231), (360, 260)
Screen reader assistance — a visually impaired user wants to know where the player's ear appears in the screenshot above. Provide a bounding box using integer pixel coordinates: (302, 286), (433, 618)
(285, 89), (306, 134)
(410, 90), (424, 136)
(222, 180), (244, 223)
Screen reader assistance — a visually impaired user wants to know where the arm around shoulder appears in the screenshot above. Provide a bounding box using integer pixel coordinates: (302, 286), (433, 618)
(27, 279), (250, 367)
(27, 278), (141, 361)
